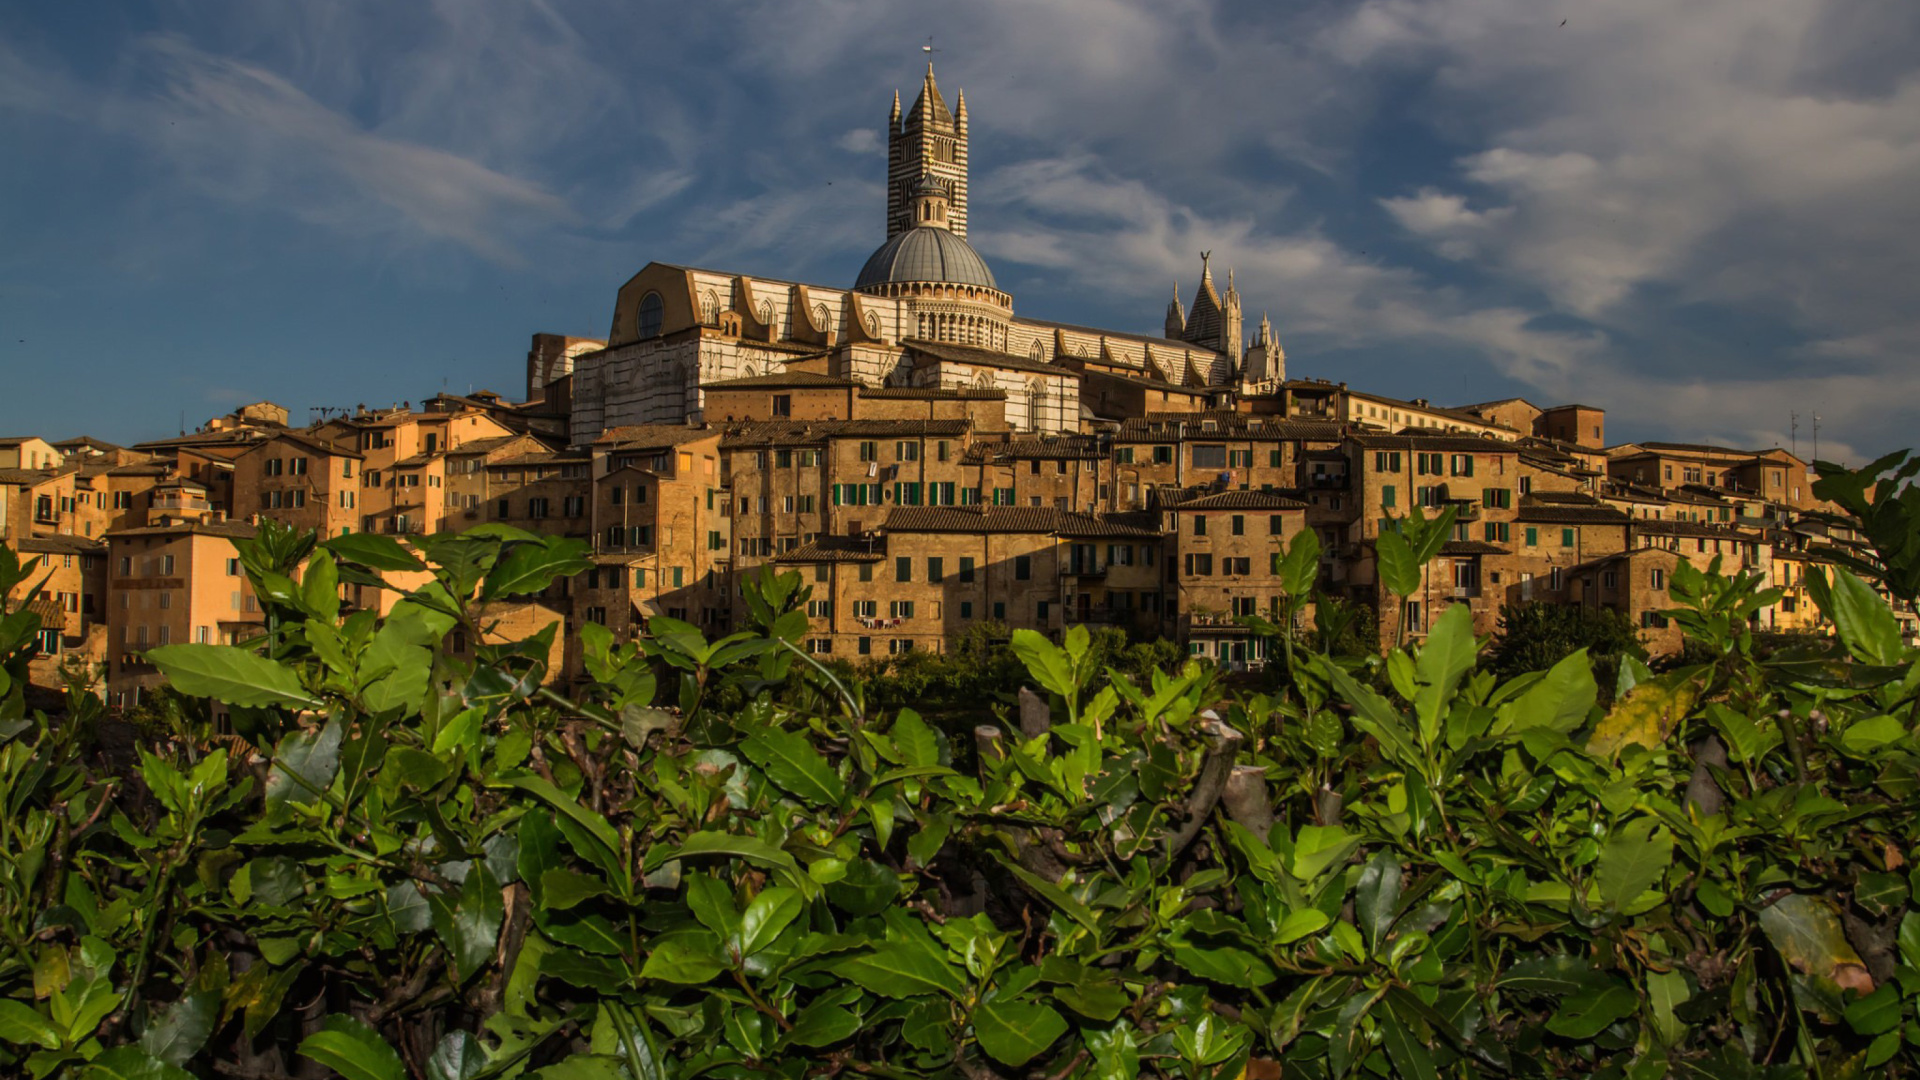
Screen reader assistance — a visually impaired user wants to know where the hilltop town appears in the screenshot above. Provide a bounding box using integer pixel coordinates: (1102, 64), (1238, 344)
(0, 65), (1877, 705)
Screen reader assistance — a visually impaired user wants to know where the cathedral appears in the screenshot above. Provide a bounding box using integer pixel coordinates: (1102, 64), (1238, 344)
(561, 64), (1285, 446)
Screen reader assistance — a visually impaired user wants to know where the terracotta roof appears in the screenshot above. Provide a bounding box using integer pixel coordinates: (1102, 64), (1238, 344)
(857, 387), (1007, 401)
(52, 436), (122, 453)
(591, 425), (717, 450)
(1441, 540), (1509, 556)
(246, 431), (362, 460)
(774, 537), (889, 564)
(902, 339), (1078, 377)
(964, 436), (1104, 463)
(16, 534), (105, 555)
(1350, 432), (1521, 453)
(702, 372), (858, 390)
(1167, 491), (1308, 511)
(1120, 414), (1346, 442)
(721, 419), (970, 448)
(106, 521), (258, 540)
(1015, 316), (1215, 354)
(1082, 369), (1213, 397)
(0, 468), (62, 485)
(1634, 520), (1765, 541)
(883, 507), (1163, 539)
(447, 435), (533, 457)
(1516, 505), (1631, 525)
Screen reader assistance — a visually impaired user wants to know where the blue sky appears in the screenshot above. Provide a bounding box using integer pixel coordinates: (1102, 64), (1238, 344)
(3, 0), (1916, 462)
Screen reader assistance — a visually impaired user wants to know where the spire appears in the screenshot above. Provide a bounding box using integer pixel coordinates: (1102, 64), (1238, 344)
(912, 62), (952, 124)
(955, 88), (968, 129)
(1200, 250), (1213, 283)
(890, 89), (901, 132)
(1164, 281), (1186, 339)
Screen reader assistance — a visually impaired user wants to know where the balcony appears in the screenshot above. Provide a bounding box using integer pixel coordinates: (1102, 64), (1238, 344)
(1066, 563), (1107, 579)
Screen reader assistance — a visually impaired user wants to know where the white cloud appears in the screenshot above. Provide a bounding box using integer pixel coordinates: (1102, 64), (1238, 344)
(836, 128), (881, 154)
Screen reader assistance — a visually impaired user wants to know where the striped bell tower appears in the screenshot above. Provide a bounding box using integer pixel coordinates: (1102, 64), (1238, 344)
(887, 62), (969, 240)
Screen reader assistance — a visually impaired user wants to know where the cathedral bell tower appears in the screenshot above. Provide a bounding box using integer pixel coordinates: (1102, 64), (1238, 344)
(888, 63), (970, 240)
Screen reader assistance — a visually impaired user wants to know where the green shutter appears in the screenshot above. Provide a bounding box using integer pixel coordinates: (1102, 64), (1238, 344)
(1382, 485), (1396, 508)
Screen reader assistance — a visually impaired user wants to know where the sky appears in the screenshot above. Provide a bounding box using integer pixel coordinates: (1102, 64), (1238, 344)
(2, 0), (1916, 463)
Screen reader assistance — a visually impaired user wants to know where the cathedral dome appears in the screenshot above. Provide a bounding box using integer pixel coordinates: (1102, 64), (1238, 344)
(855, 227), (999, 291)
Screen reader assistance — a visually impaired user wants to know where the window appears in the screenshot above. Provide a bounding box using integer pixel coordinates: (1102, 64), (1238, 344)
(1483, 488), (1512, 510)
(1014, 555), (1031, 581)
(1650, 568), (1667, 590)
(806, 600), (833, 618)
(1415, 452), (1441, 475)
(1037, 601), (1050, 623)
(858, 441), (878, 462)
(1226, 557), (1250, 575)
(896, 557), (912, 582)
(1549, 567), (1564, 591)
(1562, 528), (1575, 548)
(672, 567), (684, 587)
(1450, 454), (1474, 477)
(854, 600), (877, 618)
(1524, 526), (1538, 547)
(890, 601), (914, 618)
(896, 441), (919, 462)
(1381, 485), (1397, 508)
(1230, 515), (1245, 536)
(1482, 522), (1511, 542)
(1192, 445), (1227, 469)
(1194, 516), (1207, 537)
(1518, 476), (1532, 495)
(564, 496), (586, 518)
(772, 395), (792, 417)
(858, 637), (872, 655)
(161, 555), (174, 575)
(993, 602), (1006, 620)
(859, 563), (874, 582)
(959, 557), (975, 583)
(1403, 601), (1423, 633)
(1116, 447), (1135, 464)
(636, 291), (664, 338)
(497, 498), (510, 519)
(1374, 452), (1402, 473)
(528, 498), (549, 519)
(807, 638), (832, 654)
(960, 601), (973, 618)
(1153, 446), (1173, 465)
(1184, 554), (1214, 576)
(993, 487), (1015, 506)
(890, 639), (915, 655)
(928, 557), (944, 583)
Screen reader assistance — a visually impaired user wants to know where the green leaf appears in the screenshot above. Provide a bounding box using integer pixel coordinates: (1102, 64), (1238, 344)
(1758, 893), (1876, 999)
(1355, 852), (1403, 954)
(1376, 528), (1421, 598)
(1646, 970), (1689, 1046)
(1413, 603), (1477, 746)
(640, 937), (728, 984)
(841, 943), (966, 999)
(1498, 955), (1597, 996)
(83, 1047), (197, 1080)
(146, 645), (317, 709)
(672, 831), (798, 873)
(428, 862), (504, 982)
(137, 991), (219, 1066)
(736, 887), (805, 957)
(324, 533), (425, 572)
(539, 869), (608, 912)
(1274, 908), (1331, 945)
(889, 710), (942, 768)
(0, 999), (61, 1049)
(1009, 629), (1077, 700)
(492, 773), (622, 867)
(740, 728), (846, 807)
(266, 718), (343, 810)
(1499, 649), (1597, 735)
(1595, 817), (1673, 910)
(540, 949), (626, 993)
(785, 1001), (861, 1047)
(1826, 566), (1903, 666)
(972, 996), (1068, 1067)
(297, 1014), (407, 1080)
(1840, 715), (1907, 756)
(1379, 1008), (1438, 1080)
(1844, 983), (1901, 1036)
(1855, 872), (1908, 917)
(482, 537), (592, 600)
(426, 1031), (487, 1080)
(1544, 979), (1637, 1039)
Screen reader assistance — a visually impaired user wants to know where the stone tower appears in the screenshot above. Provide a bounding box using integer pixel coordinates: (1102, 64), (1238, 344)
(888, 64), (969, 240)
(1164, 282), (1186, 339)
(1176, 253), (1243, 367)
(1241, 312), (1286, 392)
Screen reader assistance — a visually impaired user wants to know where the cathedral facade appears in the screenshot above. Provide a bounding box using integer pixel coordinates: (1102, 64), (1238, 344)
(564, 65), (1278, 446)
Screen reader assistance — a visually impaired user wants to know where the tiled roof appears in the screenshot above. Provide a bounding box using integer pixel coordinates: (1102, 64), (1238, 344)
(448, 435), (533, 457)
(1350, 432), (1521, 453)
(1516, 499), (1630, 525)
(244, 431), (362, 460)
(857, 387), (1007, 400)
(106, 521), (258, 540)
(1082, 369), (1212, 396)
(702, 372), (857, 390)
(963, 436), (1104, 463)
(902, 339), (1077, 377)
(1167, 490), (1308, 511)
(0, 468), (62, 485)
(1634, 519), (1765, 541)
(1441, 540), (1509, 556)
(774, 537), (888, 563)
(1119, 414), (1346, 442)
(591, 425), (717, 450)
(17, 534), (105, 555)
(1016, 315), (1215, 354)
(883, 506), (1163, 539)
(721, 419), (970, 448)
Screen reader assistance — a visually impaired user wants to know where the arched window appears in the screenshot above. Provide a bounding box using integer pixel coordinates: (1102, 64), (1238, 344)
(1027, 380), (1048, 431)
(700, 290), (720, 326)
(637, 292), (665, 339)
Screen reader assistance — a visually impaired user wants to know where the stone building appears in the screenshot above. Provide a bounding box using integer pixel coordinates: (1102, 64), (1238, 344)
(104, 520), (261, 706)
